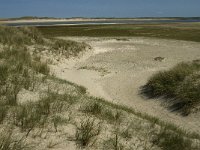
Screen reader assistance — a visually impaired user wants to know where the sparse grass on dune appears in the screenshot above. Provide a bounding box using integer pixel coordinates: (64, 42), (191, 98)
(0, 26), (44, 46)
(49, 38), (89, 58)
(85, 96), (200, 140)
(51, 77), (200, 141)
(143, 61), (200, 115)
(0, 25), (199, 149)
(0, 46), (49, 107)
(0, 128), (28, 150)
(79, 96), (200, 150)
(0, 25), (89, 59)
(75, 117), (101, 147)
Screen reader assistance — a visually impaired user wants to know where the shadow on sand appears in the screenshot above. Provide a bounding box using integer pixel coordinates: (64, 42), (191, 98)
(139, 85), (191, 116)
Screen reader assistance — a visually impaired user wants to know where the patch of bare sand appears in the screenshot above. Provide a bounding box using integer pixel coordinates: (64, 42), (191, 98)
(52, 37), (200, 133)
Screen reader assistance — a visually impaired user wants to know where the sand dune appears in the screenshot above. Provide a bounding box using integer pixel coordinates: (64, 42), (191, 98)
(52, 37), (200, 133)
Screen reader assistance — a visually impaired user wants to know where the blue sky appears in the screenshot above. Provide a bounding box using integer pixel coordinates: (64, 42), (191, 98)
(0, 0), (200, 18)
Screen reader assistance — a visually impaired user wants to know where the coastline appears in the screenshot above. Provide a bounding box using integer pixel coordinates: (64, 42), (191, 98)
(0, 18), (179, 24)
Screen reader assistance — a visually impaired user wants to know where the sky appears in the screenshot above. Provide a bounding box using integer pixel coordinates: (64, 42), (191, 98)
(0, 0), (200, 18)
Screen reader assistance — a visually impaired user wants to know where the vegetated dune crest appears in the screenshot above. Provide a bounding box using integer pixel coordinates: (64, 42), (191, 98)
(52, 36), (200, 133)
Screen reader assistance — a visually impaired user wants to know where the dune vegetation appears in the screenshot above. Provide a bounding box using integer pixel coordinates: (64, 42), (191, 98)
(0, 25), (199, 150)
(143, 61), (200, 115)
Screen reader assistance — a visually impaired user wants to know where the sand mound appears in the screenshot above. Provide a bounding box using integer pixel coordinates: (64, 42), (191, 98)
(52, 37), (200, 133)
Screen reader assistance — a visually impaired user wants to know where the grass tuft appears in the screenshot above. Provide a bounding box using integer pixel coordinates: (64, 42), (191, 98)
(49, 39), (89, 58)
(75, 117), (101, 147)
(143, 61), (200, 114)
(0, 128), (28, 150)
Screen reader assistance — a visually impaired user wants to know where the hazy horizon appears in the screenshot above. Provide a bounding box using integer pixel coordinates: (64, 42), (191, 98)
(1, 0), (200, 18)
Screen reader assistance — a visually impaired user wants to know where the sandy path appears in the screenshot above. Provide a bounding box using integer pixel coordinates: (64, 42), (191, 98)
(52, 37), (200, 133)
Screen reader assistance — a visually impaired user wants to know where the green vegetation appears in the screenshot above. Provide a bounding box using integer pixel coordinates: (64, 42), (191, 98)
(0, 46), (49, 107)
(0, 128), (28, 150)
(81, 100), (123, 123)
(87, 97), (200, 140)
(0, 25), (199, 149)
(0, 25), (88, 58)
(51, 115), (68, 132)
(153, 128), (195, 150)
(0, 26), (87, 144)
(75, 118), (101, 147)
(38, 23), (200, 42)
(143, 61), (200, 115)
(49, 39), (89, 58)
(13, 103), (46, 134)
(0, 26), (44, 46)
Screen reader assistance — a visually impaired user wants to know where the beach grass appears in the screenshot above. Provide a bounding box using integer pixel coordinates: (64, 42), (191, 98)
(143, 61), (200, 115)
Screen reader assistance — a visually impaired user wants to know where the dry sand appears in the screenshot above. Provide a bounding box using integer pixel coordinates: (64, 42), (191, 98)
(51, 37), (200, 133)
